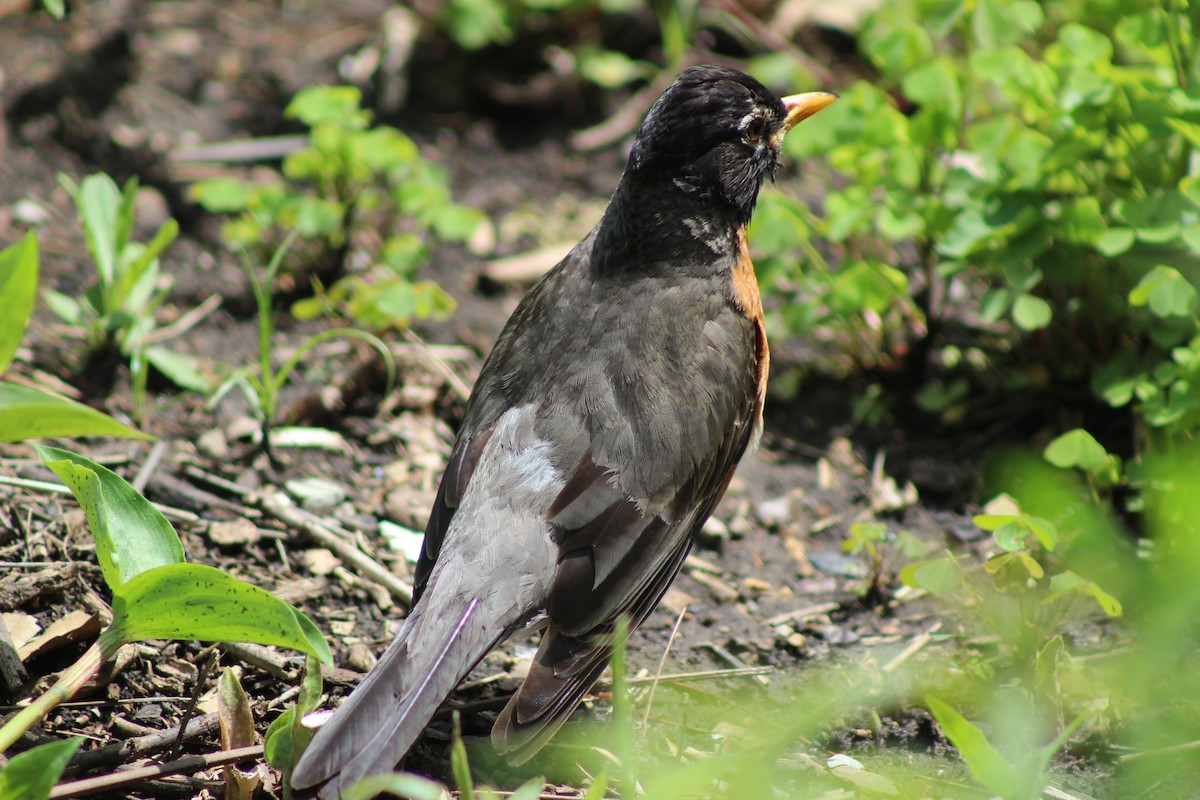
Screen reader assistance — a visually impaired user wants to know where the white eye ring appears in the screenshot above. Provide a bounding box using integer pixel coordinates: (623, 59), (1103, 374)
(740, 112), (768, 145)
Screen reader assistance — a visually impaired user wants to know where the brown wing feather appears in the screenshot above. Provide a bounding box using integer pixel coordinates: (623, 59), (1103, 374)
(492, 243), (766, 757)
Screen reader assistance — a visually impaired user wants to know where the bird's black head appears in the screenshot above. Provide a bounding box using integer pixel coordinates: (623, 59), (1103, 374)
(627, 65), (836, 224)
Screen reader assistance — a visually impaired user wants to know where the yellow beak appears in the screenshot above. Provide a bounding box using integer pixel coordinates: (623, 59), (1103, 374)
(778, 91), (839, 136)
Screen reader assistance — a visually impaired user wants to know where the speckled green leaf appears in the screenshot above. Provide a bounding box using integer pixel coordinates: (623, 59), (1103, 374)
(36, 444), (181, 590)
(109, 563), (332, 664)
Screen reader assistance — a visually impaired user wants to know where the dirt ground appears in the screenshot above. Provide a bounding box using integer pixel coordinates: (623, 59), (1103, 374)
(0, 2), (1106, 798)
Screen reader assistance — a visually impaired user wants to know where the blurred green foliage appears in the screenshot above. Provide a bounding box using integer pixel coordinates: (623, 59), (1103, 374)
(191, 86), (472, 330)
(757, 0), (1200, 451)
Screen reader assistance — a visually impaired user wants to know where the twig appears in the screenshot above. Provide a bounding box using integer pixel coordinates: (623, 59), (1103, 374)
(0, 475), (199, 522)
(169, 135), (309, 164)
(51, 744), (262, 798)
(766, 601), (841, 627)
(131, 441), (168, 494)
(183, 464), (414, 606)
(69, 713), (221, 774)
(399, 329), (472, 402)
(1117, 739), (1200, 764)
(571, 67), (686, 152)
(144, 293), (222, 345)
(642, 606), (687, 730)
(171, 650), (218, 760)
(709, 0), (836, 85)
(220, 641), (299, 682)
(881, 621), (943, 673)
(699, 643), (770, 686)
(255, 489), (415, 606)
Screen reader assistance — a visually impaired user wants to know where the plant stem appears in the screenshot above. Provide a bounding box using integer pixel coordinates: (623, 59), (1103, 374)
(0, 636), (115, 753)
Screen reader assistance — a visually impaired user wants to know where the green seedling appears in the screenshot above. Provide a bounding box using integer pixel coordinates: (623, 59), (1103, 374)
(842, 520), (928, 602)
(191, 85), (467, 331)
(0, 234), (148, 442)
(211, 235), (395, 454)
(0, 446), (331, 755)
(927, 695), (1083, 800)
(44, 173), (218, 418)
(45, 173), (178, 352)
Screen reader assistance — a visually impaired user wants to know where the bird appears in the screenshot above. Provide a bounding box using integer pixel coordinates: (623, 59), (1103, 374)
(290, 64), (837, 798)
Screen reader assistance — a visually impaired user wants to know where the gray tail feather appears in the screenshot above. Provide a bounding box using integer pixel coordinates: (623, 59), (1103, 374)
(291, 598), (496, 798)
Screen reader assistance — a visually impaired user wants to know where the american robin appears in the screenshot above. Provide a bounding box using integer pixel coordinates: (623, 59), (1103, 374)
(291, 64), (836, 797)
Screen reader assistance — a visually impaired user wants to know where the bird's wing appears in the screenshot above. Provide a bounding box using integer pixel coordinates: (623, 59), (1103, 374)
(491, 302), (763, 761)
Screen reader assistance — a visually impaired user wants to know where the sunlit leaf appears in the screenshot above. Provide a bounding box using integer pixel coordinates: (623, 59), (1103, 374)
(37, 444), (181, 590)
(0, 383), (150, 443)
(109, 562), (332, 664)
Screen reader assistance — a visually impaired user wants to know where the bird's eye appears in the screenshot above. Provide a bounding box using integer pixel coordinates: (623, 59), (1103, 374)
(741, 114), (768, 146)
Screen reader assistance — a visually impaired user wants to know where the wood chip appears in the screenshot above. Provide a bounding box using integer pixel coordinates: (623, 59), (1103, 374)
(19, 610), (101, 661)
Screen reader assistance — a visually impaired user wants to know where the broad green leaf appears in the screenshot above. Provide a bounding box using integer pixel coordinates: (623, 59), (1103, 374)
(899, 556), (963, 593)
(109, 562), (332, 664)
(42, 289), (83, 326)
(1012, 293), (1052, 330)
(1016, 551), (1045, 579)
(1057, 23), (1113, 65)
(286, 85), (368, 128)
(37, 444), (182, 590)
(145, 345), (213, 393)
(0, 383), (149, 442)
(0, 233), (39, 375)
(1095, 228), (1135, 256)
(993, 520), (1028, 552)
(1044, 428), (1110, 470)
(0, 737), (82, 800)
(865, 22), (934, 76)
(973, 514), (1015, 531)
(926, 697), (1014, 796)
(1046, 571), (1123, 616)
(1129, 265), (1198, 317)
(67, 173), (122, 288)
(350, 128), (420, 173)
(1026, 516), (1058, 550)
(189, 176), (254, 212)
(972, 0), (1041, 50)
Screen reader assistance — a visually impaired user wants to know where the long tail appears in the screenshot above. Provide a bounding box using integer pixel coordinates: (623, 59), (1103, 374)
(291, 597), (502, 798)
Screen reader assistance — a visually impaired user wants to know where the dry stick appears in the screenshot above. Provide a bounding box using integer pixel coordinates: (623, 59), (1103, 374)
(169, 135), (308, 164)
(1117, 739), (1200, 764)
(254, 489), (414, 606)
(171, 650), (219, 760)
(0, 475), (199, 523)
(641, 606), (688, 730)
(709, 0), (836, 86)
(765, 601), (841, 627)
(50, 744), (262, 799)
(220, 641), (298, 682)
(130, 440), (168, 494)
(571, 66), (687, 152)
(399, 329), (472, 402)
(144, 294), (222, 345)
(699, 642), (770, 686)
(184, 466), (415, 606)
(881, 621), (943, 674)
(69, 713), (221, 774)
